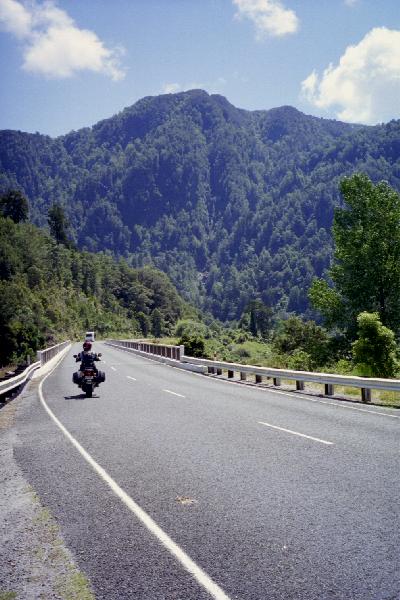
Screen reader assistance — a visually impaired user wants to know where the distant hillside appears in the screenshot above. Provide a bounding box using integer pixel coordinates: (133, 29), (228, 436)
(0, 215), (191, 366)
(1, 89), (400, 320)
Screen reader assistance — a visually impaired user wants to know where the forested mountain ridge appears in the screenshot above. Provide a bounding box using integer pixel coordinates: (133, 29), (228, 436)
(1, 89), (400, 321)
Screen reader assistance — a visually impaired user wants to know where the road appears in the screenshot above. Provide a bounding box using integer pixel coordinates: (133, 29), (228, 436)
(13, 342), (400, 599)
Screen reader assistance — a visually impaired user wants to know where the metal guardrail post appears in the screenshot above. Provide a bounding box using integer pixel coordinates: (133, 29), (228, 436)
(361, 388), (372, 403)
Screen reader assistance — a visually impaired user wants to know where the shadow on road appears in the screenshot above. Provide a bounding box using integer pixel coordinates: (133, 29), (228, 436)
(64, 393), (98, 400)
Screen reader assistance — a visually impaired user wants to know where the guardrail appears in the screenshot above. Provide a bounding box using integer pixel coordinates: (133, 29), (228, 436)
(106, 338), (400, 403)
(36, 340), (70, 365)
(107, 339), (184, 361)
(181, 356), (400, 403)
(0, 340), (70, 401)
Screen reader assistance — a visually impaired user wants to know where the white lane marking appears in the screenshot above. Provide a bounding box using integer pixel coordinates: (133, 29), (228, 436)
(163, 389), (185, 398)
(110, 366), (116, 371)
(258, 421), (333, 445)
(39, 375), (231, 600)
(126, 376), (137, 381)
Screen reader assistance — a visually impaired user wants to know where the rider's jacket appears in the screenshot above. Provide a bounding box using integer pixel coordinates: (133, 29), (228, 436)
(76, 351), (100, 371)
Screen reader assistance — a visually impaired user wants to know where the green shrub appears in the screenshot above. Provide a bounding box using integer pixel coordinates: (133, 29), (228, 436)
(178, 333), (206, 358)
(352, 312), (398, 378)
(287, 349), (312, 371)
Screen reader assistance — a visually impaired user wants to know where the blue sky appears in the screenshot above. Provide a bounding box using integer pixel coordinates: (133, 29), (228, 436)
(1, 0), (399, 136)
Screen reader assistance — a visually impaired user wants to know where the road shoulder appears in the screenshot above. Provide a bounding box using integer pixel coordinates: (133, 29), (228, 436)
(0, 382), (95, 600)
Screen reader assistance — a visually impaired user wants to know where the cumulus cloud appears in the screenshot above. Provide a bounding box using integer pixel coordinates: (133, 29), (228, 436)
(0, 0), (31, 36)
(161, 78), (227, 95)
(0, 0), (125, 80)
(301, 27), (400, 124)
(233, 0), (299, 39)
(162, 83), (182, 94)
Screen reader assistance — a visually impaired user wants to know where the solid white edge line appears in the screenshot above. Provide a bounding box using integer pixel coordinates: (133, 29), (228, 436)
(258, 421), (333, 445)
(38, 369), (230, 600)
(163, 389), (185, 398)
(126, 376), (137, 381)
(187, 367), (400, 419)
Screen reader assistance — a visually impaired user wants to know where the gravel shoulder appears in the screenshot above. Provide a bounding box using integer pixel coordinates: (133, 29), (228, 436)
(0, 381), (95, 600)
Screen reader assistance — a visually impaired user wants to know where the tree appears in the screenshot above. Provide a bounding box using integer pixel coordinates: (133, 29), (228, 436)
(352, 312), (398, 378)
(273, 315), (332, 368)
(241, 300), (273, 339)
(48, 203), (72, 246)
(0, 190), (29, 223)
(137, 312), (150, 337)
(151, 308), (163, 337)
(310, 174), (400, 336)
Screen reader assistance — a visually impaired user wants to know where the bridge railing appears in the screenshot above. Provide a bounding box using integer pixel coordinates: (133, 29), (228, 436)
(36, 340), (70, 365)
(107, 339), (184, 361)
(107, 338), (400, 404)
(0, 340), (70, 401)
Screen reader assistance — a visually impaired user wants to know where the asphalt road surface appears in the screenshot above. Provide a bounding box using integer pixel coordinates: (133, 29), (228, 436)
(13, 342), (400, 599)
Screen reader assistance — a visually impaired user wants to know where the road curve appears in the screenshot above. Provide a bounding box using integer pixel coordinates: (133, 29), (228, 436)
(13, 342), (400, 599)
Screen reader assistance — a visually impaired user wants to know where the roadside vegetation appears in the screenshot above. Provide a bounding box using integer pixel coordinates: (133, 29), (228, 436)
(2, 174), (400, 395)
(0, 192), (195, 367)
(161, 175), (400, 390)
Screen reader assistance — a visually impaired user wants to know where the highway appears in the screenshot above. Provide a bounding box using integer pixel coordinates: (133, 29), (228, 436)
(14, 342), (400, 599)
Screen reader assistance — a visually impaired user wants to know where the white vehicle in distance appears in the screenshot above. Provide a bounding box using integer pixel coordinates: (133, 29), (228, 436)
(85, 331), (95, 342)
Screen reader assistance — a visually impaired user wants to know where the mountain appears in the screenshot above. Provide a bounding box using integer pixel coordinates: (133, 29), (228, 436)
(1, 89), (400, 321)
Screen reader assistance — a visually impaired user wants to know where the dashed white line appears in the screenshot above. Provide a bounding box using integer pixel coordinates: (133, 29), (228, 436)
(110, 366), (116, 371)
(38, 371), (231, 600)
(126, 376), (137, 381)
(258, 421), (333, 445)
(163, 389), (185, 398)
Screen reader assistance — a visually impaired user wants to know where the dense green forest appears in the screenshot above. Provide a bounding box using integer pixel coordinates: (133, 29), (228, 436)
(0, 210), (192, 366)
(1, 90), (400, 321)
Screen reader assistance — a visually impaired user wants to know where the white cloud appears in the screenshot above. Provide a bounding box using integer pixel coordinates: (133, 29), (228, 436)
(344, 0), (359, 6)
(162, 83), (182, 94)
(233, 0), (299, 39)
(0, 0), (125, 80)
(0, 0), (31, 37)
(161, 78), (227, 95)
(301, 27), (400, 124)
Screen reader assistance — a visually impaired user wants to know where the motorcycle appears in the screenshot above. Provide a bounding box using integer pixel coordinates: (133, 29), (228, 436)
(72, 353), (105, 397)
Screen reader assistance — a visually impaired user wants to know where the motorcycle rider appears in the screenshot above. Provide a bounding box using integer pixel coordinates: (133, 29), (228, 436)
(76, 341), (101, 378)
